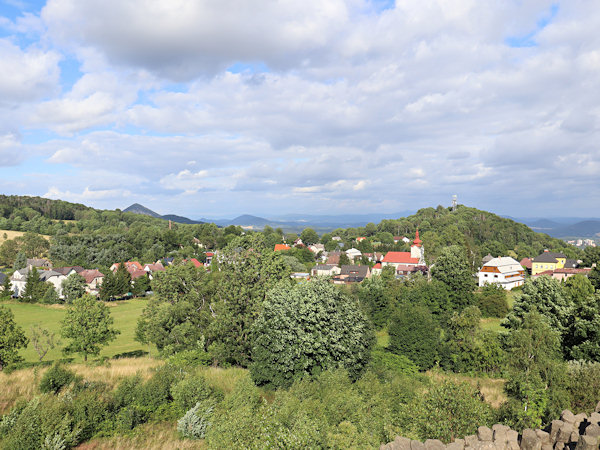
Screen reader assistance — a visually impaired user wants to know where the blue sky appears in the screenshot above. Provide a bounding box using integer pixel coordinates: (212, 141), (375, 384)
(0, 0), (598, 219)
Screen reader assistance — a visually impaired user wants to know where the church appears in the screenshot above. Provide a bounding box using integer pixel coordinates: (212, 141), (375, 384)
(380, 230), (427, 277)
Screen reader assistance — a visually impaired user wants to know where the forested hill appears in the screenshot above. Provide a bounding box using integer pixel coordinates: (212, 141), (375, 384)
(371, 205), (580, 262)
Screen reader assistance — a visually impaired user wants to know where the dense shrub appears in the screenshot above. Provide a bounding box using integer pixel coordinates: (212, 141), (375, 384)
(476, 284), (509, 318)
(388, 303), (440, 371)
(369, 348), (418, 377)
(39, 363), (77, 394)
(566, 361), (600, 413)
(165, 348), (212, 369)
(177, 403), (214, 439)
(171, 374), (223, 413)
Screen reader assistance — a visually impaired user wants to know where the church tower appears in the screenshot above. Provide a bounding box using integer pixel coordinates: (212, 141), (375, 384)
(410, 229), (425, 265)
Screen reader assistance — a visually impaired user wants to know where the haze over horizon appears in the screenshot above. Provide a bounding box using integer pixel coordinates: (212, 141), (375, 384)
(0, 1), (599, 218)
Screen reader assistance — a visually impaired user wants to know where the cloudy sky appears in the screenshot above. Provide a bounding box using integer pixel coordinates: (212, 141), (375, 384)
(0, 0), (598, 219)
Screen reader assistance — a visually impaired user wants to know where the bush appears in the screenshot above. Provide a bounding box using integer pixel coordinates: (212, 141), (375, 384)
(39, 363), (77, 394)
(566, 361), (600, 413)
(388, 303), (440, 371)
(177, 403), (214, 439)
(171, 374), (223, 413)
(476, 284), (509, 318)
(166, 348), (212, 369)
(369, 348), (418, 377)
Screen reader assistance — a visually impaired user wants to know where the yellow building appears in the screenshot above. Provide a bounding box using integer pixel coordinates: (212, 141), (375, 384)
(531, 251), (566, 276)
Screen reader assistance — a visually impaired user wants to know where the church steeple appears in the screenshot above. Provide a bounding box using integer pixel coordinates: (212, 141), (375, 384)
(410, 228), (425, 264)
(412, 228), (422, 247)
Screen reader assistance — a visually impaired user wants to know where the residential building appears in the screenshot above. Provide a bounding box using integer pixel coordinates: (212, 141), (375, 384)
(80, 269), (104, 294)
(382, 230), (425, 271)
(531, 251), (566, 275)
(333, 265), (371, 284)
(478, 257), (525, 290)
(311, 264), (342, 277)
(345, 248), (362, 262)
(274, 244), (291, 252)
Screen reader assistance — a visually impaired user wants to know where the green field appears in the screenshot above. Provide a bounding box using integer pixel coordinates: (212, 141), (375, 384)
(1, 298), (150, 363)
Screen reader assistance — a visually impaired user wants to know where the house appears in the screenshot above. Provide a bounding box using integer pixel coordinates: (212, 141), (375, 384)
(395, 264), (424, 278)
(520, 258), (532, 275)
(345, 248), (362, 262)
(144, 263), (166, 279)
(10, 268), (29, 297)
(183, 258), (202, 268)
(162, 257), (175, 266)
(294, 238), (304, 247)
(0, 272), (6, 289)
(290, 272), (310, 280)
(531, 251), (566, 276)
(382, 230), (425, 270)
(356, 237), (367, 243)
(80, 269), (104, 294)
(331, 236), (342, 241)
(110, 261), (143, 273)
(478, 257), (525, 290)
(393, 236), (410, 244)
(371, 262), (382, 275)
(532, 267), (592, 282)
(311, 264), (342, 277)
(26, 258), (52, 269)
(205, 252), (215, 265)
(333, 265), (371, 284)
(53, 266), (85, 277)
(130, 269), (148, 280)
(274, 244), (291, 252)
(39, 270), (68, 296)
(308, 244), (325, 254)
(326, 251), (342, 265)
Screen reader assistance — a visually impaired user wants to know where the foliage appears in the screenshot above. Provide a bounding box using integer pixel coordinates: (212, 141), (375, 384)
(399, 275), (451, 320)
(30, 324), (59, 361)
(476, 284), (509, 318)
(565, 361), (600, 413)
(358, 276), (391, 329)
(0, 305), (28, 370)
(503, 311), (569, 429)
(250, 279), (375, 388)
(61, 273), (87, 304)
(414, 380), (493, 443)
(388, 303), (440, 371)
(562, 292), (600, 361)
(369, 348), (418, 377)
(61, 294), (120, 361)
(13, 251), (27, 270)
(177, 403), (214, 439)
(41, 285), (59, 304)
(431, 245), (476, 310)
(209, 234), (292, 367)
(21, 267), (47, 303)
(299, 228), (320, 246)
(39, 363), (77, 394)
(135, 264), (216, 356)
(503, 275), (571, 336)
(171, 374), (223, 413)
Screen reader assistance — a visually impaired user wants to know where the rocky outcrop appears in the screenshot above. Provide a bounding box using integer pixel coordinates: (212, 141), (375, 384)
(381, 406), (600, 450)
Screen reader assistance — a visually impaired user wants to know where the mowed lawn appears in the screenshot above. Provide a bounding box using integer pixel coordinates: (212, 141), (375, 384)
(2, 298), (150, 363)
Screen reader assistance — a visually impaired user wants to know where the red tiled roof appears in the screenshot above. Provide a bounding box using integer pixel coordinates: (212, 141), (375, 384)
(80, 269), (104, 284)
(274, 244), (291, 251)
(520, 258), (532, 269)
(396, 264), (419, 272)
(189, 258), (202, 268)
(554, 268), (591, 274)
(382, 252), (420, 264)
(130, 269), (147, 280)
(206, 252), (214, 257)
(373, 262), (382, 269)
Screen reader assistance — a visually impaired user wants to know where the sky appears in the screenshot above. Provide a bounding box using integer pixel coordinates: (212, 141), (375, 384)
(0, 0), (598, 219)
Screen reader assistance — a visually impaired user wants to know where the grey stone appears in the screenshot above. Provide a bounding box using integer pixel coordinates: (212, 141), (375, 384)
(590, 413), (600, 425)
(586, 424), (600, 438)
(465, 435), (479, 448)
(412, 440), (426, 450)
(551, 420), (565, 443)
(521, 428), (542, 450)
(479, 427), (494, 442)
(447, 440), (465, 450)
(541, 444), (553, 450)
(493, 428), (508, 444)
(575, 413), (588, 424)
(576, 435), (599, 450)
(507, 430), (519, 443)
(555, 442), (565, 450)
(473, 442), (495, 450)
(536, 430), (550, 444)
(391, 436), (412, 450)
(563, 410), (576, 424)
(572, 431), (582, 443)
(558, 423), (574, 443)
(425, 440), (446, 450)
(507, 441), (520, 450)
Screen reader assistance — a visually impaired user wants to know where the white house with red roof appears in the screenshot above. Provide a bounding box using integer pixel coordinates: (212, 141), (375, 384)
(478, 257), (524, 290)
(382, 230), (426, 273)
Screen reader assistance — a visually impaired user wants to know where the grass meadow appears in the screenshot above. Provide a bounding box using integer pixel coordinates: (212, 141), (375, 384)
(1, 298), (150, 363)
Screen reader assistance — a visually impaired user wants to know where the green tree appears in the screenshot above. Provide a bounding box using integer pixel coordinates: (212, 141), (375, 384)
(358, 276), (390, 329)
(114, 263), (132, 296)
(99, 270), (117, 301)
(503, 275), (571, 336)
(563, 292), (600, 361)
(21, 267), (46, 303)
(415, 380), (493, 443)
(0, 275), (12, 299)
(475, 283), (509, 318)
(339, 252), (351, 266)
(61, 273), (87, 303)
(41, 284), (59, 304)
(388, 303), (440, 370)
(61, 294), (120, 361)
(29, 324), (59, 361)
(132, 273), (151, 296)
(250, 279), (375, 388)
(209, 235), (291, 366)
(13, 251), (26, 270)
(0, 305), (28, 370)
(504, 311), (568, 429)
(136, 264), (216, 355)
(0, 239), (19, 267)
(299, 228), (320, 246)
(589, 266), (600, 291)
(431, 245), (476, 309)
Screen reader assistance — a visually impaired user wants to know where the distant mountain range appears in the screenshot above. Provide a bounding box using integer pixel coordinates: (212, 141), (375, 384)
(123, 203), (413, 232)
(123, 203), (600, 238)
(506, 216), (600, 238)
